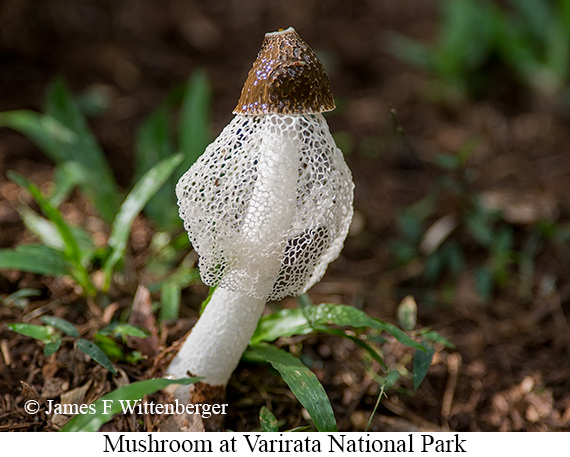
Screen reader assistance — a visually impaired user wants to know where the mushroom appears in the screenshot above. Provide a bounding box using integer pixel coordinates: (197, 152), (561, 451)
(166, 27), (354, 394)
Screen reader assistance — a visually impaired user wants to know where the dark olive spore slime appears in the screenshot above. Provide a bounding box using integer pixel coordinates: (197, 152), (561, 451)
(233, 28), (335, 115)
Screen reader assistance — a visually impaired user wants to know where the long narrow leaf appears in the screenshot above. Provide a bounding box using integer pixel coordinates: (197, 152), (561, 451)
(44, 79), (119, 222)
(160, 282), (181, 322)
(76, 339), (117, 375)
(49, 165), (76, 207)
(103, 153), (183, 286)
(41, 316), (79, 338)
(251, 308), (313, 345)
(60, 377), (201, 432)
(6, 323), (52, 341)
(413, 341), (435, 391)
(134, 100), (179, 229)
(18, 206), (66, 251)
(317, 327), (386, 369)
(0, 110), (75, 162)
(8, 172), (83, 266)
(305, 304), (425, 352)
(0, 107), (117, 222)
(252, 303), (424, 352)
(0, 244), (72, 277)
(178, 70), (211, 173)
(245, 344), (337, 432)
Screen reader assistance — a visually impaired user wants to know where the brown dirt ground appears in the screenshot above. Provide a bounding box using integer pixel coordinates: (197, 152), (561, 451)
(1, 0), (570, 432)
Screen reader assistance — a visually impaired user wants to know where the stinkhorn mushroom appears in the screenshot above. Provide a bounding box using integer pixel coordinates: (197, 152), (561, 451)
(167, 27), (354, 394)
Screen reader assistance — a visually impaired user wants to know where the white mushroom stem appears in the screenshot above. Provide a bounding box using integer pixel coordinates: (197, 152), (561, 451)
(166, 287), (266, 389)
(166, 114), (300, 388)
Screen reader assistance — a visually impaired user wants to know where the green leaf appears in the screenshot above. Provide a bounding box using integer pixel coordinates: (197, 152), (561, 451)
(178, 69), (211, 173)
(7, 172), (81, 268)
(125, 351), (145, 364)
(251, 308), (313, 345)
(19, 206), (66, 251)
(49, 165), (76, 208)
(1, 288), (41, 309)
(413, 341), (435, 391)
(305, 304), (425, 352)
(44, 338), (62, 356)
(60, 378), (201, 432)
(418, 329), (455, 349)
(99, 323), (150, 339)
(76, 338), (117, 375)
(18, 207), (94, 264)
(318, 327), (386, 369)
(245, 344), (337, 432)
(385, 370), (403, 389)
(41, 316), (80, 338)
(0, 244), (71, 277)
(0, 110), (75, 161)
(44, 79), (119, 222)
(93, 334), (125, 361)
(509, 0), (553, 44)
(253, 302), (423, 352)
(6, 323), (52, 341)
(103, 153), (184, 286)
(160, 282), (181, 322)
(0, 89), (118, 223)
(259, 406), (279, 432)
(134, 98), (179, 229)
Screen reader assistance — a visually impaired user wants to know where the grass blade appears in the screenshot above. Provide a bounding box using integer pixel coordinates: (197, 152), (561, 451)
(317, 327), (387, 369)
(49, 165), (76, 208)
(418, 329), (456, 349)
(413, 341), (435, 391)
(0, 244), (72, 277)
(1, 288), (41, 309)
(134, 99), (179, 229)
(19, 206), (66, 251)
(41, 316), (79, 338)
(6, 323), (52, 341)
(245, 344), (337, 432)
(103, 153), (183, 286)
(160, 282), (181, 321)
(178, 69), (211, 173)
(0, 110), (75, 163)
(44, 79), (119, 222)
(251, 308), (313, 344)
(98, 323), (149, 339)
(305, 304), (425, 352)
(8, 172), (84, 266)
(60, 377), (201, 432)
(76, 338), (117, 375)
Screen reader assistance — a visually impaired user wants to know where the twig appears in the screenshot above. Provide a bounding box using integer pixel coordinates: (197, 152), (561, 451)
(365, 381), (387, 432)
(441, 352), (461, 430)
(1, 340), (12, 366)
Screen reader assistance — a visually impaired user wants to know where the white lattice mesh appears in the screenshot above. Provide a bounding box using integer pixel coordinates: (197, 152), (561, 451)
(176, 113), (354, 301)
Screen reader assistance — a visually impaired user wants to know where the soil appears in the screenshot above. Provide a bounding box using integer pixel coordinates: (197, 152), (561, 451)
(1, 0), (569, 432)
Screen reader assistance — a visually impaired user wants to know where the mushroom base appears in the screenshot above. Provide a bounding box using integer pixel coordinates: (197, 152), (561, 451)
(166, 286), (266, 388)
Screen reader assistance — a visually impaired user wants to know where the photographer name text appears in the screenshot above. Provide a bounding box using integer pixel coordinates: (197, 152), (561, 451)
(44, 400), (227, 419)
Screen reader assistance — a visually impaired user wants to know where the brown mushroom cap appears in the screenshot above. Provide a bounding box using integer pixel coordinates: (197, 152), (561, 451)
(233, 27), (336, 115)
